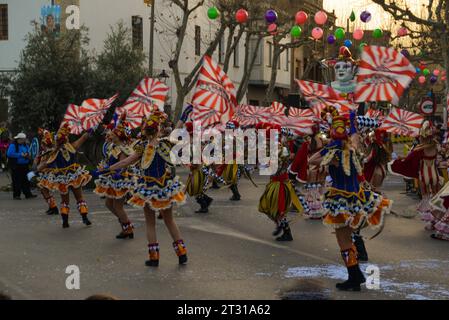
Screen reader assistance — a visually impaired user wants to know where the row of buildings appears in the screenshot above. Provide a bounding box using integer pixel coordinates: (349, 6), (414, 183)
(0, 0), (389, 122)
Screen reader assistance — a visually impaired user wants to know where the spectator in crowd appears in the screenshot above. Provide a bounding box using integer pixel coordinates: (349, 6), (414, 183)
(6, 133), (36, 200)
(0, 125), (9, 171)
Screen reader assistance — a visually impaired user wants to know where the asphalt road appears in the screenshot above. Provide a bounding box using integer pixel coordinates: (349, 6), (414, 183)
(0, 170), (448, 300)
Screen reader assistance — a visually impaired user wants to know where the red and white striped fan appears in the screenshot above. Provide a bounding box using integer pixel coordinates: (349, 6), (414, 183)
(380, 107), (423, 137)
(355, 46), (416, 105)
(232, 105), (271, 127)
(191, 104), (223, 128)
(275, 115), (315, 135)
(297, 80), (356, 117)
(114, 107), (143, 129)
(288, 107), (316, 119)
(192, 56), (237, 126)
(61, 104), (85, 135)
(269, 101), (287, 117)
(122, 78), (168, 117)
(80, 94), (118, 130)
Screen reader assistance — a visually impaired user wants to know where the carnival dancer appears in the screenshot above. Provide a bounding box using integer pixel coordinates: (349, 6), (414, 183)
(290, 128), (329, 220)
(429, 178), (449, 241)
(94, 113), (135, 239)
(106, 111), (187, 267)
(34, 128), (59, 215)
(258, 123), (305, 242)
(364, 129), (393, 192)
(309, 107), (391, 291)
(37, 123), (92, 228)
(389, 120), (442, 230)
(183, 122), (214, 213)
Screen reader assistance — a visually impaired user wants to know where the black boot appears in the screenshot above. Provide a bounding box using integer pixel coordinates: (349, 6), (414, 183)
(353, 232), (368, 262)
(195, 195), (212, 213)
(336, 265), (366, 291)
(276, 221), (293, 242)
(62, 215), (69, 229)
(82, 215), (92, 226)
(272, 224), (283, 237)
(229, 185), (241, 201)
(47, 207), (59, 215)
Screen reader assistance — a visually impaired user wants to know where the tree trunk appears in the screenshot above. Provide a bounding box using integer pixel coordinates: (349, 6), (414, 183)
(265, 46), (282, 106)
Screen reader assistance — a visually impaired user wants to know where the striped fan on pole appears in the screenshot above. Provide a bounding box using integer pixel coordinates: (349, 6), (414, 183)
(274, 115), (315, 135)
(269, 101), (287, 117)
(288, 107), (316, 119)
(114, 107), (143, 129)
(80, 94), (118, 130)
(355, 46), (416, 105)
(296, 80), (356, 117)
(380, 107), (423, 137)
(191, 56), (237, 127)
(62, 104), (85, 135)
(232, 105), (271, 127)
(122, 78), (168, 117)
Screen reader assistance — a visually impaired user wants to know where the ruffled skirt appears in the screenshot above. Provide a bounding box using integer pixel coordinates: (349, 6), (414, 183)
(258, 173), (306, 222)
(323, 187), (392, 229)
(301, 183), (325, 219)
(94, 170), (134, 199)
(128, 171), (186, 211)
(38, 164), (91, 194)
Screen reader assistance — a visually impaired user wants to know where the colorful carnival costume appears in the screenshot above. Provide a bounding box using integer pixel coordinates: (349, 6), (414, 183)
(34, 128), (59, 215)
(38, 123), (92, 228)
(429, 182), (449, 241)
(94, 114), (135, 239)
(363, 129), (392, 192)
(258, 123), (305, 242)
(107, 111), (187, 267)
(290, 131), (328, 220)
(318, 107), (391, 291)
(389, 121), (442, 230)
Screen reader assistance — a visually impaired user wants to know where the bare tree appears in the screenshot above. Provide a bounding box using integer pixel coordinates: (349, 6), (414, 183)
(371, 0), (449, 126)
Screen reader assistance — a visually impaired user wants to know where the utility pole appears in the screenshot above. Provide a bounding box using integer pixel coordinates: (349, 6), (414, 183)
(145, 0), (155, 77)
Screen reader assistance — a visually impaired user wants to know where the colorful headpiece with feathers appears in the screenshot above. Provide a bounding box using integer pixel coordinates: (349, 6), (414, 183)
(321, 106), (349, 140)
(38, 128), (54, 148)
(106, 113), (131, 142)
(56, 123), (70, 145)
(142, 110), (168, 131)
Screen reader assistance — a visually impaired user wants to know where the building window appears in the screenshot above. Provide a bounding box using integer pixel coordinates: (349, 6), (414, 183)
(250, 38), (262, 66)
(218, 36), (225, 64)
(195, 25), (201, 56)
(285, 49), (289, 71)
(0, 4), (8, 41)
(233, 37), (240, 67)
(132, 16), (143, 50)
(267, 42), (272, 67)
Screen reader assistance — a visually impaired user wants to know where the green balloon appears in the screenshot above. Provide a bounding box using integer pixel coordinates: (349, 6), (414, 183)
(359, 42), (368, 50)
(373, 28), (383, 38)
(423, 68), (430, 76)
(291, 26), (302, 38)
(350, 10), (356, 22)
(335, 28), (345, 40)
(207, 7), (219, 20)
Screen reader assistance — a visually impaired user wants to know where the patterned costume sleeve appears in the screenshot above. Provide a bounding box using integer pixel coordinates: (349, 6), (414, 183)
(157, 139), (175, 166)
(133, 140), (145, 156)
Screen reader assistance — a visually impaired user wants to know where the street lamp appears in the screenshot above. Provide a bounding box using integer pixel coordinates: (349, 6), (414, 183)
(158, 69), (169, 84)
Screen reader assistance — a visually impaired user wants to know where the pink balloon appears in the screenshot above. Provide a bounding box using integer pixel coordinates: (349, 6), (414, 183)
(433, 69), (440, 76)
(311, 27), (324, 40)
(267, 23), (277, 33)
(442, 76), (447, 81)
(418, 76), (426, 84)
(295, 11), (308, 25)
(397, 27), (408, 37)
(353, 29), (364, 40)
(314, 11), (328, 25)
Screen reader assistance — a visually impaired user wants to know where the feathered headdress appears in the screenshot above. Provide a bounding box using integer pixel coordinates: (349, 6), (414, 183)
(56, 123), (70, 145)
(321, 106), (349, 140)
(142, 110), (168, 130)
(106, 113), (131, 142)
(420, 120), (435, 139)
(38, 128), (54, 148)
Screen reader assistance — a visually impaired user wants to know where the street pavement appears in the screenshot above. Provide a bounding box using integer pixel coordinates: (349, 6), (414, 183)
(0, 169), (449, 300)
